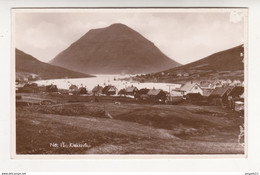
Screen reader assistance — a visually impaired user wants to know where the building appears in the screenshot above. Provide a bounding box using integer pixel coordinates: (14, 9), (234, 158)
(229, 80), (242, 87)
(92, 85), (103, 96)
(227, 86), (244, 110)
(125, 86), (138, 96)
(69, 84), (78, 91)
(170, 89), (184, 96)
(46, 84), (58, 92)
(202, 89), (214, 97)
(102, 85), (117, 95)
(208, 87), (232, 106)
(186, 93), (203, 103)
(147, 89), (166, 103)
(199, 80), (214, 89)
(213, 80), (223, 88)
(78, 87), (88, 94)
(180, 81), (203, 96)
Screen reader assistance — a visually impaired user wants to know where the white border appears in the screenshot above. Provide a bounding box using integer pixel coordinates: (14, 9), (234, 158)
(10, 8), (248, 160)
(0, 0), (260, 173)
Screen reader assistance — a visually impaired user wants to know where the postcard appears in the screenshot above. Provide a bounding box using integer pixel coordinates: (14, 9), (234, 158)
(11, 8), (248, 158)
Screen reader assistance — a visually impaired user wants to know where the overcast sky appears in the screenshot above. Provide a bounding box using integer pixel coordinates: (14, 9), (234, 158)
(15, 10), (245, 64)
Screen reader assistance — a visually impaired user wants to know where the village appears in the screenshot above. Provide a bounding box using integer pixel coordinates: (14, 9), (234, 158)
(15, 77), (245, 113)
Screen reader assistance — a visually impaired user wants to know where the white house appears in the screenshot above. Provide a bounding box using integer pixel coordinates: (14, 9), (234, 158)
(180, 81), (203, 95)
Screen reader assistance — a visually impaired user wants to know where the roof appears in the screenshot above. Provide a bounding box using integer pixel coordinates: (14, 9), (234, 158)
(103, 85), (117, 93)
(180, 81), (200, 92)
(46, 84), (57, 89)
(139, 88), (150, 94)
(147, 89), (163, 96)
(125, 86), (138, 93)
(203, 89), (214, 97)
(228, 86), (244, 97)
(209, 87), (231, 97)
(92, 85), (103, 92)
(186, 93), (203, 99)
(69, 84), (78, 89)
(199, 81), (212, 88)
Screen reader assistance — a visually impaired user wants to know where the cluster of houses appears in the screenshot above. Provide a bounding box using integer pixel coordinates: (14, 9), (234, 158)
(16, 78), (244, 112)
(170, 80), (244, 111)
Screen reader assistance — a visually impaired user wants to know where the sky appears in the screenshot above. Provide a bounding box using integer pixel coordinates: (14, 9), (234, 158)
(15, 9), (246, 64)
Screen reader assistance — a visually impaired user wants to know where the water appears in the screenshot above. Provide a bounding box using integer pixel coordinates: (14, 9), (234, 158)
(35, 74), (182, 92)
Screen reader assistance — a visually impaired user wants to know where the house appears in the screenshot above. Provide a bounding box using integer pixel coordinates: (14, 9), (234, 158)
(222, 79), (232, 86)
(202, 89), (214, 97)
(227, 86), (244, 109)
(17, 83), (40, 93)
(92, 85), (103, 96)
(213, 80), (223, 88)
(69, 84), (78, 91)
(102, 85), (117, 95)
(180, 81), (203, 96)
(186, 93), (203, 103)
(177, 73), (182, 77)
(208, 87), (232, 106)
(118, 89), (126, 96)
(228, 87), (244, 98)
(147, 89), (167, 103)
(138, 88), (150, 95)
(136, 88), (150, 99)
(229, 80), (242, 87)
(199, 80), (214, 89)
(170, 89), (184, 97)
(125, 86), (138, 96)
(46, 84), (58, 92)
(78, 87), (88, 94)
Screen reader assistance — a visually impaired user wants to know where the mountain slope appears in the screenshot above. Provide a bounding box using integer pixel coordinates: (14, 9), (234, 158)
(134, 45), (244, 83)
(50, 23), (180, 74)
(171, 44), (244, 72)
(16, 49), (92, 80)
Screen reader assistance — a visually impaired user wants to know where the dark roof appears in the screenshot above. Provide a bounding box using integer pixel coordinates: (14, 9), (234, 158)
(228, 86), (244, 97)
(139, 88), (150, 94)
(79, 87), (87, 94)
(125, 86), (138, 93)
(69, 84), (78, 89)
(209, 87), (231, 97)
(102, 85), (116, 93)
(92, 85), (103, 92)
(199, 81), (212, 88)
(203, 89), (214, 97)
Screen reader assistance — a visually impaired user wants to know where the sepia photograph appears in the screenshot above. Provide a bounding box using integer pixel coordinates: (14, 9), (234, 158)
(12, 8), (247, 156)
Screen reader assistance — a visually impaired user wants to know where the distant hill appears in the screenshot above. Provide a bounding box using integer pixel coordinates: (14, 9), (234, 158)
(171, 44), (244, 72)
(133, 45), (245, 83)
(16, 49), (92, 80)
(50, 23), (181, 74)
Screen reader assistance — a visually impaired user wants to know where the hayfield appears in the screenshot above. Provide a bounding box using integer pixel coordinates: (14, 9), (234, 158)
(16, 100), (244, 154)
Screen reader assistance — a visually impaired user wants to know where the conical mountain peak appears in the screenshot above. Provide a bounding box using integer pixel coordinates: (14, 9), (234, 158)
(51, 23), (180, 74)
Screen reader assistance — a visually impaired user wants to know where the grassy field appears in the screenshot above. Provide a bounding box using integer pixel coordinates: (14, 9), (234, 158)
(16, 94), (244, 154)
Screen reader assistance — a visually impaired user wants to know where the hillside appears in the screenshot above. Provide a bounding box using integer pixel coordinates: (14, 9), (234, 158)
(15, 49), (92, 80)
(134, 45), (245, 83)
(50, 23), (180, 74)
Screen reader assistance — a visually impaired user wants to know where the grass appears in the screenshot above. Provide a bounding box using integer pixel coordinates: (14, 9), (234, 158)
(16, 97), (244, 154)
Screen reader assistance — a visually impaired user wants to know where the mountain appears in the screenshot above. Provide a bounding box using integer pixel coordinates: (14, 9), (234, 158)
(50, 23), (181, 74)
(16, 49), (92, 80)
(170, 44), (244, 72)
(133, 45), (245, 83)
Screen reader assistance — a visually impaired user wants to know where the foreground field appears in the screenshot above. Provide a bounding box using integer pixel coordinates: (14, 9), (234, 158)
(16, 97), (244, 154)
